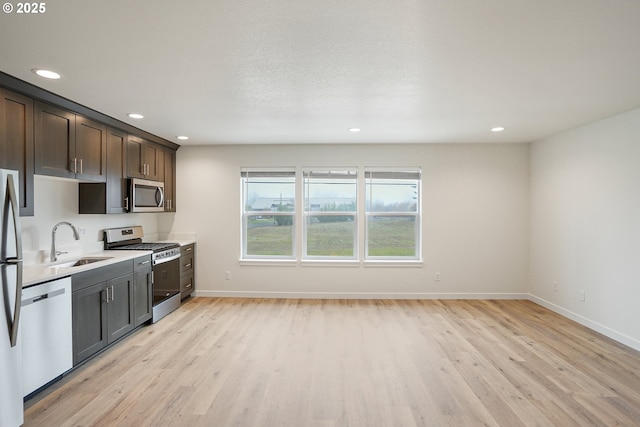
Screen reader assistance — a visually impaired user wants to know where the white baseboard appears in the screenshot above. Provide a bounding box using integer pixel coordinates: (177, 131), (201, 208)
(193, 290), (528, 300)
(528, 294), (640, 353)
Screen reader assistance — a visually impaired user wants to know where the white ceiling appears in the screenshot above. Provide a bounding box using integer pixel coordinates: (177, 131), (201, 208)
(2, 0), (640, 146)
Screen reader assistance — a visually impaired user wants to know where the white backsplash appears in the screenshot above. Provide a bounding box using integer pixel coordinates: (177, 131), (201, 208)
(20, 175), (176, 265)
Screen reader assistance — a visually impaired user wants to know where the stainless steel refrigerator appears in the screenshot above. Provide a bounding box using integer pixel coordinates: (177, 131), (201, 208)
(1, 168), (24, 427)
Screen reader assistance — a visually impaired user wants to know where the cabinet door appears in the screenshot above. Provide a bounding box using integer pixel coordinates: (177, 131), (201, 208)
(106, 274), (134, 343)
(106, 127), (128, 213)
(163, 149), (176, 212)
(0, 87), (34, 216)
(35, 102), (76, 179)
(133, 269), (153, 326)
(72, 282), (108, 365)
(126, 135), (145, 178)
(144, 141), (161, 181)
(75, 116), (107, 182)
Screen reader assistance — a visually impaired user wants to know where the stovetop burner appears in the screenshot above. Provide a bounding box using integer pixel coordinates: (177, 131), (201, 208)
(110, 242), (180, 252)
(103, 226), (182, 264)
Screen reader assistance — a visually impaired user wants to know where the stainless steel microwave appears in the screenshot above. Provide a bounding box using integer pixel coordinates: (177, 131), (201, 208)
(128, 178), (164, 212)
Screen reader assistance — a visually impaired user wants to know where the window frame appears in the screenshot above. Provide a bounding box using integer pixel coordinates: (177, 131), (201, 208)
(364, 168), (422, 261)
(239, 166), (422, 264)
(241, 168), (296, 260)
(302, 168), (359, 260)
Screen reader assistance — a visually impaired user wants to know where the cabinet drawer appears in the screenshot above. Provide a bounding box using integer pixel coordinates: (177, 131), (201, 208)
(72, 259), (133, 292)
(180, 273), (194, 297)
(180, 244), (194, 256)
(180, 254), (193, 274)
(134, 254), (152, 272)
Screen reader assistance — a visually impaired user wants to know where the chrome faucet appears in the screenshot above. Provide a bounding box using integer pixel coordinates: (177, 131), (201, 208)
(51, 221), (80, 262)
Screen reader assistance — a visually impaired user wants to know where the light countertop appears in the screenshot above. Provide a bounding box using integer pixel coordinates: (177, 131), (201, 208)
(22, 250), (152, 288)
(23, 240), (196, 288)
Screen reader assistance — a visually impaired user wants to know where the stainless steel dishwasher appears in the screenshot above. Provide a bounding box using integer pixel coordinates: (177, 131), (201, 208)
(21, 276), (73, 396)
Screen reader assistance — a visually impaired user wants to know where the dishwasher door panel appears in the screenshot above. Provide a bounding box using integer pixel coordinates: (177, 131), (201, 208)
(21, 277), (73, 396)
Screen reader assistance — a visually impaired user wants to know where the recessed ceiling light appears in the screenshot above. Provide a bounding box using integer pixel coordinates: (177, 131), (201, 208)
(349, 128), (361, 133)
(127, 113), (144, 119)
(491, 126), (505, 132)
(32, 68), (61, 79)
(177, 136), (189, 140)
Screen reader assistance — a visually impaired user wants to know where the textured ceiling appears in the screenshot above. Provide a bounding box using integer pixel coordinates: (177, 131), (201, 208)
(1, 0), (640, 145)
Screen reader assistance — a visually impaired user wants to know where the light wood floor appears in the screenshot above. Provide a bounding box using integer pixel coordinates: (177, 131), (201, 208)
(24, 298), (640, 426)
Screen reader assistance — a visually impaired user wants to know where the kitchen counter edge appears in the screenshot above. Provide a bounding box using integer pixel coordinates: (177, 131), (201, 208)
(22, 250), (152, 288)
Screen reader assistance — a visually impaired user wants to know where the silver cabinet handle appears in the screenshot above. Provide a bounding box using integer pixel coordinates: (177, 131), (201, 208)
(79, 158), (83, 175)
(104, 287), (109, 303)
(185, 282), (192, 289)
(184, 263), (192, 268)
(111, 285), (115, 302)
(140, 260), (150, 265)
(72, 158), (78, 173)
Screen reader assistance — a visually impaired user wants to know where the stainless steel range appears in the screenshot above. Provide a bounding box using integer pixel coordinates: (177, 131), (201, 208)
(103, 226), (181, 322)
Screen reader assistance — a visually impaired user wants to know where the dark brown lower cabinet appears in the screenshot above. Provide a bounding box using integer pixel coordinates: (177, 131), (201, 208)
(72, 281), (108, 365)
(106, 274), (135, 343)
(133, 255), (153, 326)
(180, 244), (195, 298)
(72, 260), (140, 366)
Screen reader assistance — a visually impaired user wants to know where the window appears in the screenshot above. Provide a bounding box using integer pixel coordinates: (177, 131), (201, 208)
(365, 169), (421, 260)
(241, 169), (296, 259)
(303, 169), (358, 259)
(240, 167), (422, 263)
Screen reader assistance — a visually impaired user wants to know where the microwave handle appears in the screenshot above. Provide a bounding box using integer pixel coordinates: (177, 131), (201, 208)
(156, 186), (165, 208)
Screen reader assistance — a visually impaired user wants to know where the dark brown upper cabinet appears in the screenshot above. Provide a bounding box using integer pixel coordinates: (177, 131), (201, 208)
(163, 148), (176, 212)
(127, 135), (161, 181)
(35, 102), (107, 182)
(79, 127), (129, 214)
(0, 87), (35, 216)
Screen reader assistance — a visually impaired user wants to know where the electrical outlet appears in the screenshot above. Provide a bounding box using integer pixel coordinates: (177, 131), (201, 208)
(78, 227), (87, 236)
(578, 290), (585, 302)
(225, 271), (231, 280)
(553, 282), (558, 292)
(435, 272), (441, 281)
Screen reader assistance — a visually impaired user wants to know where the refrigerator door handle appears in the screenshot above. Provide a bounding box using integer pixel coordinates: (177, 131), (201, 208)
(4, 174), (23, 347)
(5, 174), (23, 261)
(6, 260), (22, 347)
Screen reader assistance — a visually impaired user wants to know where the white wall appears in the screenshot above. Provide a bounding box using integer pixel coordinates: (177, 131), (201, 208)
(529, 107), (640, 350)
(20, 175), (167, 264)
(171, 143), (529, 298)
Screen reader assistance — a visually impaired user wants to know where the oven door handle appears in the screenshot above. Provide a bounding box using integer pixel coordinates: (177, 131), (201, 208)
(153, 253), (180, 265)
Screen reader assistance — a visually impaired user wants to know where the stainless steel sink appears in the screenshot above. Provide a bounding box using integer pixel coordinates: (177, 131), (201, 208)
(71, 257), (112, 266)
(48, 257), (113, 270)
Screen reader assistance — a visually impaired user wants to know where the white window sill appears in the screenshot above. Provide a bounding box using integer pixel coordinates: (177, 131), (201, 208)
(239, 259), (297, 267)
(300, 260), (360, 267)
(238, 259), (423, 268)
(364, 260), (424, 267)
